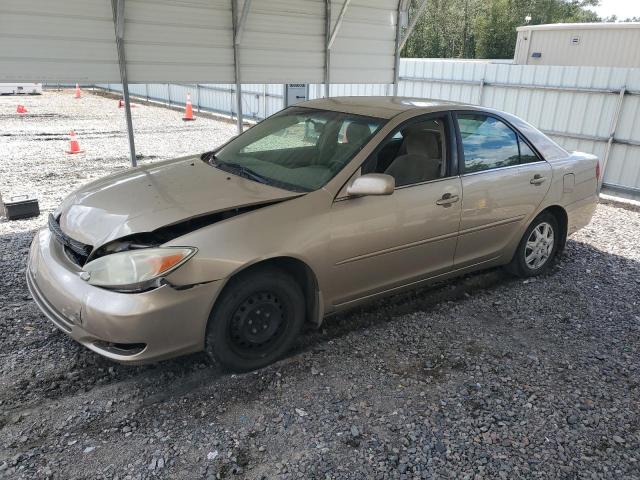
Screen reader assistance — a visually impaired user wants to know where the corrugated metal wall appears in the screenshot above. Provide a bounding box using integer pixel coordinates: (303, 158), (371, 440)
(96, 83), (284, 121)
(96, 59), (640, 194)
(312, 60), (640, 193)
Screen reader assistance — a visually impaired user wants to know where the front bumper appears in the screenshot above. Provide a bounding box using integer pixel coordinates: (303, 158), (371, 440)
(26, 228), (222, 364)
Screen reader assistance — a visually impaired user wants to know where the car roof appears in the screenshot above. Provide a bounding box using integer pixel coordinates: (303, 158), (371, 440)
(297, 96), (569, 162)
(298, 96), (477, 119)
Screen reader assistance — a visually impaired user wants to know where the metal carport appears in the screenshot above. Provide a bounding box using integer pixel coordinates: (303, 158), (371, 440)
(0, 0), (425, 166)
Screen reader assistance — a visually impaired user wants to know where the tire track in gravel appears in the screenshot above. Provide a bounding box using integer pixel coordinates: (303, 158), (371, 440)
(2, 260), (523, 423)
(124, 268), (513, 408)
(1, 266), (509, 421)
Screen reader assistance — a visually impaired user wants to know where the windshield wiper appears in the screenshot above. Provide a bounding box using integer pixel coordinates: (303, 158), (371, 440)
(201, 150), (219, 166)
(216, 162), (272, 186)
(202, 154), (309, 192)
(202, 153), (269, 185)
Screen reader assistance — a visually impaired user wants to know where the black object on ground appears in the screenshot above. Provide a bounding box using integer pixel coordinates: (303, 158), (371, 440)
(0, 193), (40, 220)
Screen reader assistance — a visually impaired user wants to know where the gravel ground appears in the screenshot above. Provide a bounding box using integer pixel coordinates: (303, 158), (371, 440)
(1, 90), (639, 479)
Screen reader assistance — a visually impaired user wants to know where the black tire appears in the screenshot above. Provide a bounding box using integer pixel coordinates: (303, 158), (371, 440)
(507, 212), (560, 278)
(205, 267), (305, 372)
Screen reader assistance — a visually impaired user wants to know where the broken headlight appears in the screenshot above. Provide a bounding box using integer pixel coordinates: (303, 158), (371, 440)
(81, 247), (197, 292)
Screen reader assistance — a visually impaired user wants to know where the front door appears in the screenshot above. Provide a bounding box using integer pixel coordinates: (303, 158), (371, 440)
(453, 113), (552, 266)
(327, 114), (462, 306)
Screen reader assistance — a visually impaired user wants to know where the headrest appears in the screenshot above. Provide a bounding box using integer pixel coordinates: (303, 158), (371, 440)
(345, 122), (371, 145)
(401, 128), (441, 158)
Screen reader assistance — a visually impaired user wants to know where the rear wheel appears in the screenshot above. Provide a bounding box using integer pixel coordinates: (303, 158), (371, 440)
(507, 212), (560, 277)
(205, 267), (305, 372)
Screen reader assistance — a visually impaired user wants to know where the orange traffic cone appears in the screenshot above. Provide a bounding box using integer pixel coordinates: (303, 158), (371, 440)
(182, 93), (195, 121)
(16, 105), (27, 114)
(74, 83), (81, 99)
(66, 130), (84, 154)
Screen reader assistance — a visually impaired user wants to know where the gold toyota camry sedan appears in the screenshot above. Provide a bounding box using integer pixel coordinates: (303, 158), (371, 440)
(27, 97), (599, 371)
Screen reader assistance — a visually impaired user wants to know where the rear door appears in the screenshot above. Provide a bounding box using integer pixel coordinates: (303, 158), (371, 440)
(453, 112), (551, 267)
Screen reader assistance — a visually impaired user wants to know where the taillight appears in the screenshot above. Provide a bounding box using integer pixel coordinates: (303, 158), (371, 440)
(595, 162), (600, 181)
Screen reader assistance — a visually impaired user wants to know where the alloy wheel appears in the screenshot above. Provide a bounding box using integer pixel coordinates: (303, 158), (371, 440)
(524, 221), (555, 270)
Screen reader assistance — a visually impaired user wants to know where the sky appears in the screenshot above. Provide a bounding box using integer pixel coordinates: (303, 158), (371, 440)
(589, 0), (640, 20)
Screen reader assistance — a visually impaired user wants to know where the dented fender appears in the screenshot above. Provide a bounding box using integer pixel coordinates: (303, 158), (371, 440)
(162, 189), (333, 288)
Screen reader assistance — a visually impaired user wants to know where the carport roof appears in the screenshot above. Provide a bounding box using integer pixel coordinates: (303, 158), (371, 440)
(0, 0), (427, 166)
(0, 0), (408, 84)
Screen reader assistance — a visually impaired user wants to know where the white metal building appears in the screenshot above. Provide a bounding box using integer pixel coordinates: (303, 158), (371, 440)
(514, 23), (640, 68)
(0, 83), (42, 95)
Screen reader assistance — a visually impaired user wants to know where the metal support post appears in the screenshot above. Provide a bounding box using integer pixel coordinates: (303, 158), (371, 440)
(477, 78), (485, 105)
(392, 1), (403, 96)
(324, 0), (331, 98)
(262, 84), (267, 119)
(111, 0), (137, 167)
(601, 86), (626, 188)
(231, 0), (247, 134)
(196, 83), (201, 112)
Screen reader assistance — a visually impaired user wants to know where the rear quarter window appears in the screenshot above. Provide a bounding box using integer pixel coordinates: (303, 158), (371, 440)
(492, 110), (568, 161)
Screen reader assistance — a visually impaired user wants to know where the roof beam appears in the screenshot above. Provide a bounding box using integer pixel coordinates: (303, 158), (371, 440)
(234, 0), (252, 46)
(398, 0), (428, 53)
(114, 0), (125, 40)
(327, 0), (351, 51)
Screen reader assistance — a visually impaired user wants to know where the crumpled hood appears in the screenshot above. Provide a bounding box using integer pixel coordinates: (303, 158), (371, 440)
(58, 155), (300, 248)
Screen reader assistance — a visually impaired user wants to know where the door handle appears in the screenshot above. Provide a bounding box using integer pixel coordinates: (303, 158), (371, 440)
(530, 174), (547, 185)
(436, 193), (460, 206)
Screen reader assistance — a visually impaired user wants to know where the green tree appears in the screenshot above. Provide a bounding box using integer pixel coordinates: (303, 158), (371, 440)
(474, 0), (515, 59)
(402, 0), (602, 60)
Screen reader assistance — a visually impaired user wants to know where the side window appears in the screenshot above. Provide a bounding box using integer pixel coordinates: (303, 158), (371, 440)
(363, 117), (448, 187)
(457, 114), (520, 173)
(519, 136), (540, 164)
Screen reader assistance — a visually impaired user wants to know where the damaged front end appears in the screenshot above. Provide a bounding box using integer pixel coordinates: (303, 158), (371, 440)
(86, 202), (275, 263)
(49, 200), (283, 293)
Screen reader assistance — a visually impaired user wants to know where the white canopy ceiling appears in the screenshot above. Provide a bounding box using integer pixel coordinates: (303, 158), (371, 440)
(0, 0), (401, 84)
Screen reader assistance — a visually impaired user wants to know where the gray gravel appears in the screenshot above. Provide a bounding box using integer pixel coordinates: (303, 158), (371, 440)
(1, 90), (640, 479)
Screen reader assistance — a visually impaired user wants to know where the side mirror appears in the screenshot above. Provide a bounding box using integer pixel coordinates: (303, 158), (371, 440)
(347, 173), (395, 197)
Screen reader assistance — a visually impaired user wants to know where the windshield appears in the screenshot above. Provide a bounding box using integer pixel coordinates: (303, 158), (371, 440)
(213, 107), (385, 191)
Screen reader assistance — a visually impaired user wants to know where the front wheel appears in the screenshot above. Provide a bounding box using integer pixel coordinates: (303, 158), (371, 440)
(507, 212), (560, 277)
(205, 267), (305, 372)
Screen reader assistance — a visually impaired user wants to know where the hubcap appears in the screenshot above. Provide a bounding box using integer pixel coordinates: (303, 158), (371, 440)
(524, 221), (554, 270)
(229, 291), (286, 355)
